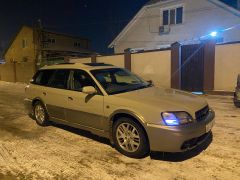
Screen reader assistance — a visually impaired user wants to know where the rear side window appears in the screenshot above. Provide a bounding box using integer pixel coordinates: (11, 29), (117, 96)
(48, 70), (70, 89)
(32, 70), (55, 86)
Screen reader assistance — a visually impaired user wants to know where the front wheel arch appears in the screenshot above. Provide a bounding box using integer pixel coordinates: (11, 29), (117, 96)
(110, 113), (149, 150)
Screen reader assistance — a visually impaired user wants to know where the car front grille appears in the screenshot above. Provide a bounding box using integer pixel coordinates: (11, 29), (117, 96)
(195, 105), (209, 122)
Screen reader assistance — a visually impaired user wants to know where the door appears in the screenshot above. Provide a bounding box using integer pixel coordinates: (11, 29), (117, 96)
(181, 43), (204, 92)
(65, 69), (105, 130)
(44, 69), (70, 121)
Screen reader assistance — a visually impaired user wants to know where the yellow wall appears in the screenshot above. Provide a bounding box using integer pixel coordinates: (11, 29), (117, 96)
(0, 62), (35, 83)
(16, 62), (35, 82)
(215, 44), (240, 91)
(0, 63), (15, 82)
(131, 51), (171, 88)
(97, 55), (124, 68)
(4, 26), (35, 63)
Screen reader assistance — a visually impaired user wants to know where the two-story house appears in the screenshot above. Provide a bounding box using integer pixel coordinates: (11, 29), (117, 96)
(3, 25), (92, 66)
(109, 0), (240, 53)
(0, 25), (93, 82)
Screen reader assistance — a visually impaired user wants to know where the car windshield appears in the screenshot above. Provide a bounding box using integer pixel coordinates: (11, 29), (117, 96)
(91, 68), (152, 95)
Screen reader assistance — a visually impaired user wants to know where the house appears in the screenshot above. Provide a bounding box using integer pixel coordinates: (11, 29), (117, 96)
(109, 0), (240, 53)
(0, 25), (93, 82)
(3, 25), (93, 66)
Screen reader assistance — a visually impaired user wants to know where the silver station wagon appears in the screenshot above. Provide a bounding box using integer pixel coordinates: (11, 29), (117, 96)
(24, 63), (215, 158)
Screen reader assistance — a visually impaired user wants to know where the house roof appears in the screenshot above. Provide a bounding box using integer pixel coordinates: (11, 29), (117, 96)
(108, 0), (240, 48)
(145, 0), (168, 6)
(42, 29), (90, 41)
(2, 25), (30, 58)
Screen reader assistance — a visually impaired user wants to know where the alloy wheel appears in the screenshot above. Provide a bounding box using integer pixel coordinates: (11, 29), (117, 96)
(116, 123), (140, 152)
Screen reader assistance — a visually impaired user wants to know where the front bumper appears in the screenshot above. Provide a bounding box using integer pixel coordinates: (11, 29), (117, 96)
(24, 98), (33, 115)
(146, 109), (215, 152)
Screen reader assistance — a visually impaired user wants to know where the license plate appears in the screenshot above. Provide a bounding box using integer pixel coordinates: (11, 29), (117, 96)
(206, 120), (214, 132)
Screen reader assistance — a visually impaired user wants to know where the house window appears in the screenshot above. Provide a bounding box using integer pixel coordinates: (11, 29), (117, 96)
(163, 10), (169, 25)
(163, 7), (183, 25)
(48, 38), (56, 44)
(74, 42), (81, 47)
(22, 39), (27, 48)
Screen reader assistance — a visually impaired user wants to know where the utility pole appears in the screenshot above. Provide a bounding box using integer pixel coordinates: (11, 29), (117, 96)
(33, 19), (43, 71)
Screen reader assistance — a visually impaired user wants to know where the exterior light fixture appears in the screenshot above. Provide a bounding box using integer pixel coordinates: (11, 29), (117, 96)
(210, 31), (217, 37)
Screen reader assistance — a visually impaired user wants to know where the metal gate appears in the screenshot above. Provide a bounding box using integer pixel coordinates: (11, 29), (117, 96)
(180, 43), (205, 92)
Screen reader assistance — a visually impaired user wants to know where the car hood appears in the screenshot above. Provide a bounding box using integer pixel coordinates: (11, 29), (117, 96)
(114, 87), (207, 117)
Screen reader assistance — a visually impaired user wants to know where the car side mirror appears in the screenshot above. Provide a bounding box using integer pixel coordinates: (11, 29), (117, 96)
(82, 86), (97, 95)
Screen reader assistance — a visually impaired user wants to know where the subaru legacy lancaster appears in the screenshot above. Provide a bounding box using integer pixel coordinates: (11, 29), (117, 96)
(24, 63), (215, 158)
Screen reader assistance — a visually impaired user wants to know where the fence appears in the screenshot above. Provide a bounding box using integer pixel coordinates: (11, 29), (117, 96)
(71, 42), (240, 92)
(215, 43), (240, 91)
(0, 42), (240, 91)
(0, 62), (35, 83)
(70, 50), (171, 88)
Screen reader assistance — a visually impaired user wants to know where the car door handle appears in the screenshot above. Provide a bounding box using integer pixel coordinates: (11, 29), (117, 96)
(43, 92), (46, 96)
(68, 97), (73, 101)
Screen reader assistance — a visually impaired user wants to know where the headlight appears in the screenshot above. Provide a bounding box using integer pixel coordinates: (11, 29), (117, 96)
(161, 112), (193, 126)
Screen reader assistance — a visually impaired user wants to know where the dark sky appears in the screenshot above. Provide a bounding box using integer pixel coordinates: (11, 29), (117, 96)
(0, 0), (148, 57)
(0, 0), (237, 57)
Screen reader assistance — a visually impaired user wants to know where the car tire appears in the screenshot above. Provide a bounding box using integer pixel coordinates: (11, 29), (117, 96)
(33, 101), (49, 126)
(113, 117), (149, 158)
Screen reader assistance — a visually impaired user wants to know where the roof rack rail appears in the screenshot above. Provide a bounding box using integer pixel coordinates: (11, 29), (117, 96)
(47, 62), (75, 66)
(83, 63), (113, 67)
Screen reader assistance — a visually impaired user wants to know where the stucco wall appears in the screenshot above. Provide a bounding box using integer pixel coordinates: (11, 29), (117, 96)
(131, 50), (171, 88)
(215, 43), (240, 91)
(97, 55), (125, 68)
(0, 63), (15, 82)
(113, 0), (240, 53)
(0, 62), (35, 83)
(5, 26), (35, 63)
(15, 62), (35, 82)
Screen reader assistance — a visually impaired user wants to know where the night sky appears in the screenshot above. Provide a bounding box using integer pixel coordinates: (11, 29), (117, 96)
(0, 0), (237, 57)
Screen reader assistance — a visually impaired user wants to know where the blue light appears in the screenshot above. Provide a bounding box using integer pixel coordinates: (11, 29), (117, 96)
(210, 31), (217, 37)
(192, 92), (204, 95)
(162, 113), (180, 126)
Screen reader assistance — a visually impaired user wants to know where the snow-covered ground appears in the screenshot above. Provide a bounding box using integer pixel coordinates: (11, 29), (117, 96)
(0, 81), (239, 179)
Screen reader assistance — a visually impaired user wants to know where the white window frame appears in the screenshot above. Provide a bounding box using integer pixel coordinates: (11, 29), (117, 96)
(161, 4), (184, 26)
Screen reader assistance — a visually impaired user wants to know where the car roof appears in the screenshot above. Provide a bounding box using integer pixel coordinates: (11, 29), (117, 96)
(40, 63), (119, 71)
